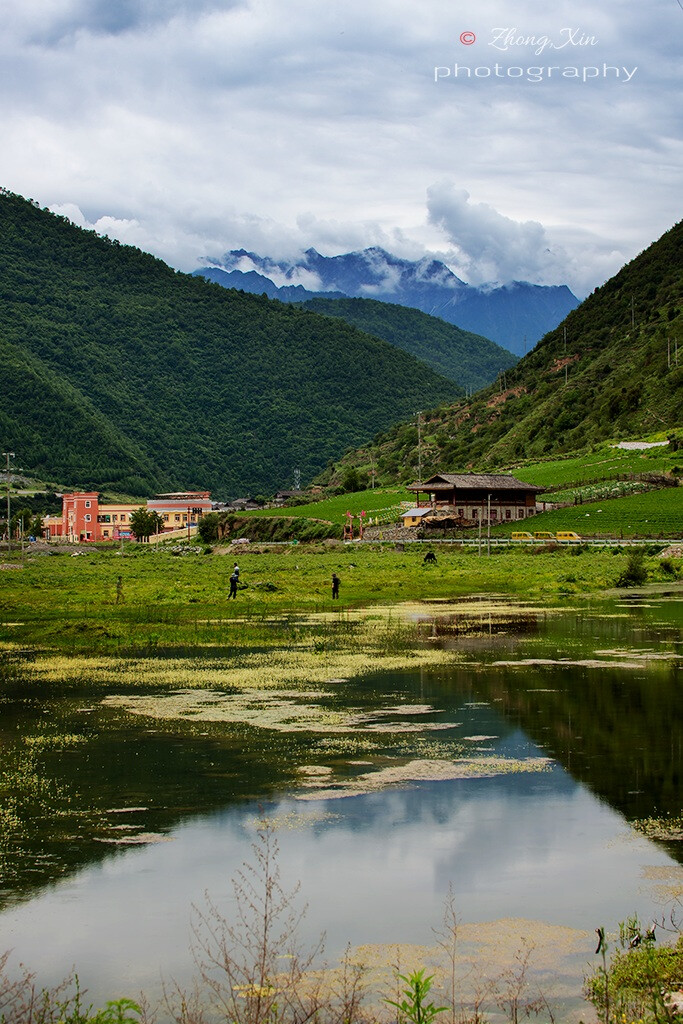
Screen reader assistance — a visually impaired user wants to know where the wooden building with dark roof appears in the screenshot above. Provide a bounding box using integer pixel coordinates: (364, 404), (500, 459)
(406, 473), (543, 527)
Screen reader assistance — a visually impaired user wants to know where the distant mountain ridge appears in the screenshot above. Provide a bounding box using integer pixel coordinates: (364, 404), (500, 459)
(197, 265), (347, 303)
(195, 246), (579, 355)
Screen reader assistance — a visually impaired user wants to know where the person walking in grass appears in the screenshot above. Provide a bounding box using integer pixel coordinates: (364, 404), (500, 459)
(331, 572), (340, 600)
(229, 569), (239, 599)
(115, 575), (124, 604)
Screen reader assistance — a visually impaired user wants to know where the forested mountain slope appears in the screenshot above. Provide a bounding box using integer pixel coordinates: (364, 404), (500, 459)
(299, 297), (517, 392)
(0, 190), (460, 496)
(319, 220), (683, 485)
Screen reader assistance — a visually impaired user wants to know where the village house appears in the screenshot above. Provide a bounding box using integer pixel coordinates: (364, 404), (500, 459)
(405, 473), (543, 528)
(401, 506), (438, 529)
(44, 490), (212, 542)
(146, 492), (213, 532)
(96, 501), (142, 540)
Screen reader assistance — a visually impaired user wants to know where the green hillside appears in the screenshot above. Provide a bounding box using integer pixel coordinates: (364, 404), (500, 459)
(300, 296), (517, 391)
(0, 190), (460, 496)
(319, 220), (683, 486)
(247, 486), (412, 526)
(513, 443), (683, 490)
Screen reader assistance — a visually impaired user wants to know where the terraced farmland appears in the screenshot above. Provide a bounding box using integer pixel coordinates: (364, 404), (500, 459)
(495, 487), (683, 538)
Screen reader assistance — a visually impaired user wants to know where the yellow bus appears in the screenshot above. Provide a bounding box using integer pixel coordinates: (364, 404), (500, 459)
(556, 531), (582, 541)
(511, 531), (534, 540)
(533, 531), (556, 540)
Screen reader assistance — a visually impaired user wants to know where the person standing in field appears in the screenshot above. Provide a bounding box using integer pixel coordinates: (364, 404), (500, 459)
(331, 572), (340, 599)
(233, 562), (240, 580)
(115, 576), (124, 604)
(229, 570), (239, 599)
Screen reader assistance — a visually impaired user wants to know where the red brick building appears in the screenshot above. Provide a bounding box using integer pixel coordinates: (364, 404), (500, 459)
(44, 491), (213, 542)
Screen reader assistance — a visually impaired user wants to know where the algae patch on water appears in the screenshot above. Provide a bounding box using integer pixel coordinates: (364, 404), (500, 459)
(101, 690), (457, 735)
(18, 627), (457, 693)
(94, 831), (174, 845)
(252, 808), (338, 831)
(295, 755), (553, 800)
(325, 917), (591, 1015)
(640, 864), (683, 902)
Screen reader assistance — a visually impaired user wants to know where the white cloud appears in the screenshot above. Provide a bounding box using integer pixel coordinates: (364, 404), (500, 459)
(426, 184), (554, 286)
(1, 0), (680, 296)
(423, 184), (630, 296)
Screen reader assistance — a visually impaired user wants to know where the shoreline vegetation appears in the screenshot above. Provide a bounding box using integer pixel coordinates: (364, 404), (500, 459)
(0, 825), (681, 1024)
(1, 543), (682, 1023)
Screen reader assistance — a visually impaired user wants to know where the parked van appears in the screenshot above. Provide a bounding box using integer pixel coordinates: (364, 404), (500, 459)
(556, 531), (582, 541)
(511, 531), (534, 541)
(533, 531), (556, 540)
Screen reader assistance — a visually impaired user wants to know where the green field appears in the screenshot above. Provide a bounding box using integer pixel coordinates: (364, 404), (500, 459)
(510, 442), (682, 490)
(1, 543), (681, 658)
(247, 487), (412, 526)
(494, 487), (683, 538)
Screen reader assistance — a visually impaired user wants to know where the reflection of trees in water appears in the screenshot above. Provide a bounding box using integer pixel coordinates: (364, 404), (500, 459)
(416, 612), (540, 640)
(470, 660), (683, 862)
(0, 685), (310, 911)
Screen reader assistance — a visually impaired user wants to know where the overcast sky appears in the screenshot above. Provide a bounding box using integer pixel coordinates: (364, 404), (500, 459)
(1, 0), (681, 296)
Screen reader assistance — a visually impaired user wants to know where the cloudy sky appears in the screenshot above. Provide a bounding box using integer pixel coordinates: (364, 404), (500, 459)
(1, 0), (681, 296)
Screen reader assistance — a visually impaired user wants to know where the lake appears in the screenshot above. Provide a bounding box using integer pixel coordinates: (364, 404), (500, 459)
(0, 593), (681, 1019)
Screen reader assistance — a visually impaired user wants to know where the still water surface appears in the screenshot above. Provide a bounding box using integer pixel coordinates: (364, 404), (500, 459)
(0, 595), (681, 1010)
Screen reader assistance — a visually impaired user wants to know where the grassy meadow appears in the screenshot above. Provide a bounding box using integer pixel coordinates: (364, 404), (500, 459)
(1, 541), (681, 659)
(246, 486), (413, 525)
(511, 441), (682, 490)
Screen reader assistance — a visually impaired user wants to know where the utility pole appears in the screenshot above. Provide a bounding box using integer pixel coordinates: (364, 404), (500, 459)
(478, 509), (482, 556)
(563, 325), (567, 353)
(293, 467), (301, 491)
(487, 493), (491, 557)
(3, 452), (15, 554)
(417, 411), (422, 482)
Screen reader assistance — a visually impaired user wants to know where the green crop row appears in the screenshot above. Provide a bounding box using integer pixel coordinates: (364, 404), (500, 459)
(495, 487), (683, 538)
